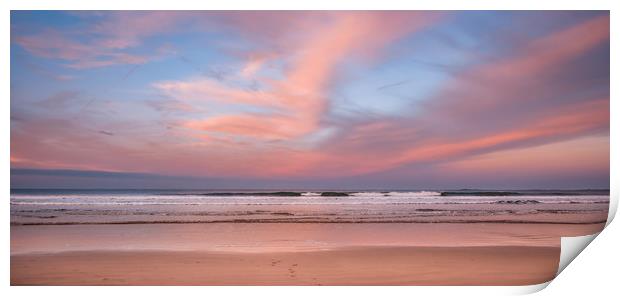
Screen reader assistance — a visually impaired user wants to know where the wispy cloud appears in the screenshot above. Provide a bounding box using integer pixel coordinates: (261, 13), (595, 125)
(159, 12), (441, 140)
(12, 12), (191, 68)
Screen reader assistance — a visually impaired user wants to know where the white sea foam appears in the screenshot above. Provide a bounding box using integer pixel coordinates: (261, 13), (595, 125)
(387, 191), (442, 197)
(301, 192), (321, 196)
(10, 191), (609, 225)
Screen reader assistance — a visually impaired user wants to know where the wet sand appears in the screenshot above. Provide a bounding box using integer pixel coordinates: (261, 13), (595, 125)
(11, 246), (559, 285)
(11, 222), (603, 285)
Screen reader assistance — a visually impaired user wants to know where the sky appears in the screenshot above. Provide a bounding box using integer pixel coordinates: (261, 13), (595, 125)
(10, 11), (610, 189)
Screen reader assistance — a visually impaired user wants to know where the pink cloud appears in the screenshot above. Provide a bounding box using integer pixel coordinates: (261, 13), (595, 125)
(240, 53), (271, 78)
(92, 11), (190, 50)
(167, 12), (440, 140)
(13, 29), (155, 69)
(423, 14), (610, 120)
(325, 97), (608, 177)
(284, 15), (610, 177)
(439, 135), (609, 176)
(155, 78), (280, 109)
(12, 12), (190, 69)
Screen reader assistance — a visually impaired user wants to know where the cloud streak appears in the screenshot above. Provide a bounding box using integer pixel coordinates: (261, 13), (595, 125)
(161, 12), (441, 140)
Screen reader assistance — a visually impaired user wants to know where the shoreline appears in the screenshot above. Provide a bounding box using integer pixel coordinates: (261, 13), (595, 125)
(10, 219), (609, 226)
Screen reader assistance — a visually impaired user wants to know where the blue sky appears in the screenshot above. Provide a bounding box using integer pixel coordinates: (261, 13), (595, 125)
(10, 11), (610, 189)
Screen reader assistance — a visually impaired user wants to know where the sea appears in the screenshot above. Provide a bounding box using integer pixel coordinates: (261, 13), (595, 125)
(10, 189), (610, 225)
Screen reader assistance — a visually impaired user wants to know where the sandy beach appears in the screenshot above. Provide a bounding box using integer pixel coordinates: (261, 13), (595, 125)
(11, 246), (559, 286)
(11, 222), (605, 285)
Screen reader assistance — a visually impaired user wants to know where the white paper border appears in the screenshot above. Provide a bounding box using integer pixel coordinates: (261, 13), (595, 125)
(2, 1), (617, 295)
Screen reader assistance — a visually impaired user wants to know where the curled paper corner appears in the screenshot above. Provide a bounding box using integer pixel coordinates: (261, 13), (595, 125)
(515, 233), (601, 295)
(553, 190), (615, 279)
(557, 232), (600, 276)
(518, 193), (616, 295)
(510, 281), (552, 295)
